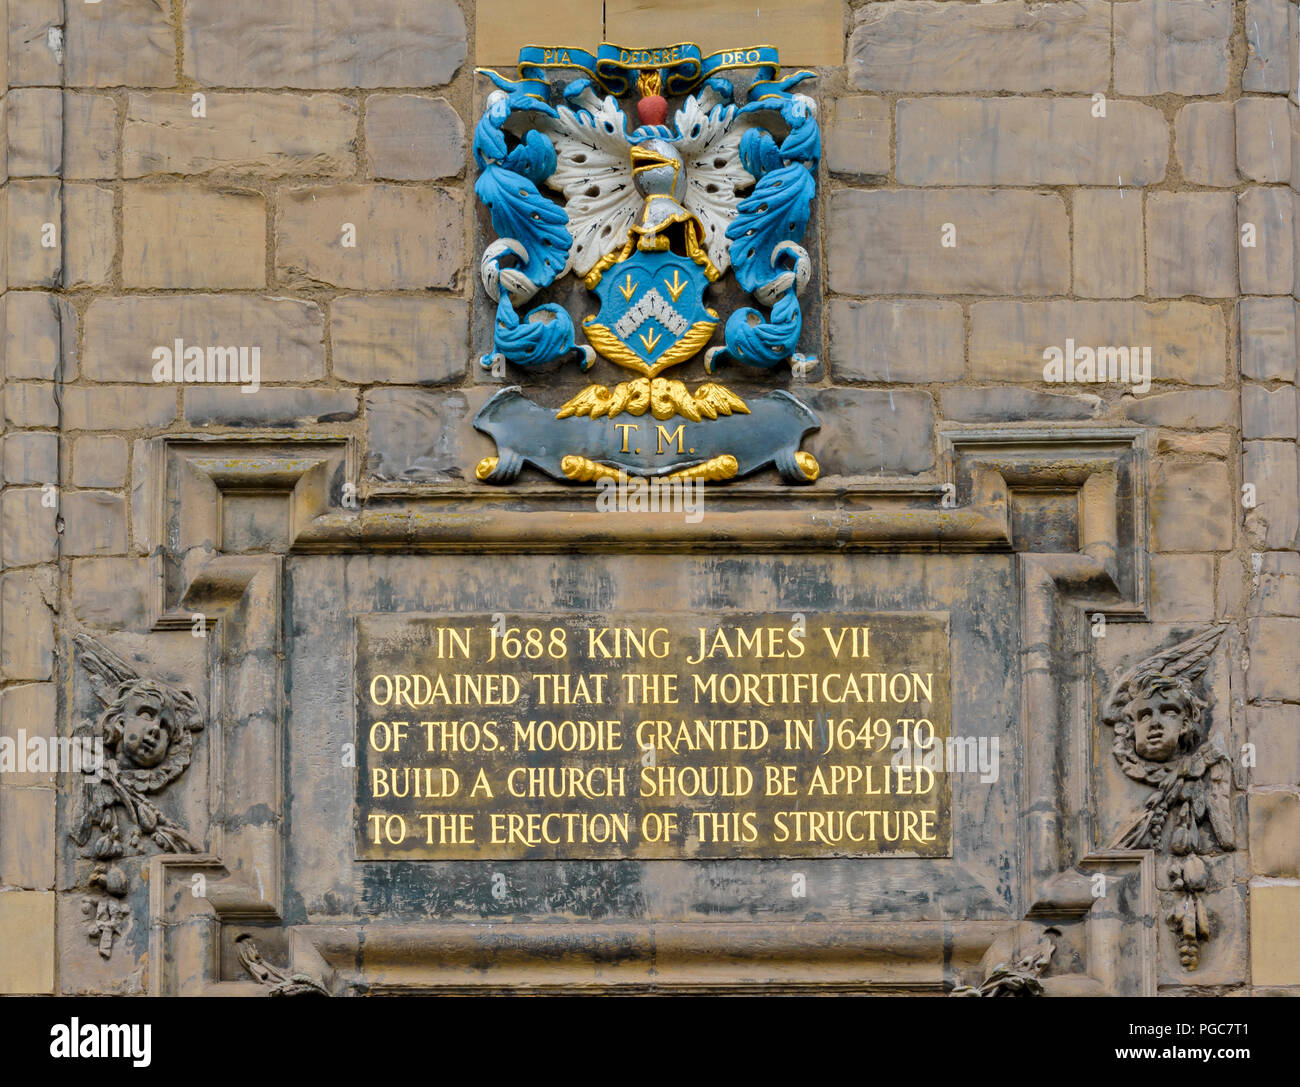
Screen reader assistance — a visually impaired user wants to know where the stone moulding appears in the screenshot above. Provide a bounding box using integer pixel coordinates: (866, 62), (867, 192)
(134, 426), (1177, 995)
(291, 482), (1015, 553)
(285, 921), (1008, 995)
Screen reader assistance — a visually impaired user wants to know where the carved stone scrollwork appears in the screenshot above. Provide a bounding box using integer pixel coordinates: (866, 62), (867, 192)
(70, 633), (205, 958)
(235, 935), (328, 996)
(1102, 625), (1236, 970)
(951, 931), (1057, 997)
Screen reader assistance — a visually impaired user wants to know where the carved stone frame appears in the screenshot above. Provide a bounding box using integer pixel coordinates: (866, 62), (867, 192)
(137, 426), (1170, 995)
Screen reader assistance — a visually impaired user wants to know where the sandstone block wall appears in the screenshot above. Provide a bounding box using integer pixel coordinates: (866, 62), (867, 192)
(0, 0), (1296, 994)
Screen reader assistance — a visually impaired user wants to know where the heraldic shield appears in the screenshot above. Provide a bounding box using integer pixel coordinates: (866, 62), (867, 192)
(470, 41), (824, 485)
(584, 251), (717, 379)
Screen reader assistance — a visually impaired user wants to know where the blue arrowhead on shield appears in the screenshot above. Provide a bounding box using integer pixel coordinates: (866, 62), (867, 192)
(470, 45), (824, 485)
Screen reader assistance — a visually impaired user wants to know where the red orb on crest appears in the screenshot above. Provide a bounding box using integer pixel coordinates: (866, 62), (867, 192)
(637, 94), (669, 127)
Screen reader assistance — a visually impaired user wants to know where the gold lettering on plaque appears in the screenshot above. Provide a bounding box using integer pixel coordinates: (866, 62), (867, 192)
(355, 613), (952, 860)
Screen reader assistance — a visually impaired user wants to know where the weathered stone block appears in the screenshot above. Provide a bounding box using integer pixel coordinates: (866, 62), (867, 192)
(850, 2), (1109, 93)
(331, 295), (468, 385)
(364, 96), (464, 181)
(1175, 102), (1239, 187)
(606, 0), (843, 67)
(970, 301), (1226, 384)
(1239, 188), (1294, 296)
(1293, 96), (1300, 189)
(72, 436), (128, 488)
(802, 389), (935, 477)
(183, 0), (466, 89)
(61, 492), (128, 556)
(1073, 189), (1145, 299)
(1, 489), (57, 565)
(122, 186), (267, 289)
(365, 387), (497, 482)
(1248, 618), (1300, 699)
(1249, 794), (1300, 877)
(63, 93), (118, 180)
(1247, 704), (1300, 786)
(3, 291), (77, 380)
(476, 0), (603, 66)
(1114, 0), (1231, 96)
(1146, 193), (1238, 298)
(4, 383), (59, 429)
(7, 1), (63, 87)
(276, 185), (462, 290)
(1239, 298), (1297, 381)
(941, 387), (1103, 422)
(6, 88), (61, 175)
(897, 99), (1167, 186)
(828, 190), (1068, 296)
(1243, 385), (1299, 440)
(61, 387), (177, 431)
(62, 183), (114, 289)
(82, 296), (326, 384)
(1149, 461), (1233, 552)
(826, 97), (891, 180)
(0, 789), (54, 889)
(1243, 0), (1293, 93)
(124, 92), (358, 178)
(184, 388), (358, 428)
(0, 685), (58, 785)
(1244, 441), (1300, 549)
(6, 180), (62, 286)
(3, 432), (58, 485)
(70, 557), (152, 631)
(1236, 98), (1291, 183)
(1161, 431), (1231, 459)
(1125, 390), (1237, 428)
(1294, 188), (1300, 305)
(1, 572), (55, 680)
(64, 0), (175, 87)
(1149, 553), (1216, 621)
(0, 893), (55, 994)
(1216, 552), (1248, 619)
(1250, 552), (1300, 617)
(826, 299), (963, 383)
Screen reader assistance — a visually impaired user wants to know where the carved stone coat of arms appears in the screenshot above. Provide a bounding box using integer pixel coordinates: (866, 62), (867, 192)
(471, 42), (822, 485)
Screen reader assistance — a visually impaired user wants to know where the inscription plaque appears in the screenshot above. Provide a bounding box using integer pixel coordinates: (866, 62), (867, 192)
(356, 612), (951, 860)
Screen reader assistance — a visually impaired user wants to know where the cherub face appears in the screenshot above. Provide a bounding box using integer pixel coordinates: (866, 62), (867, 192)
(1129, 694), (1188, 762)
(118, 690), (171, 769)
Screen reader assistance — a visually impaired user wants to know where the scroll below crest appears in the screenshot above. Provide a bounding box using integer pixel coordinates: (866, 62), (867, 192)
(469, 42), (823, 485)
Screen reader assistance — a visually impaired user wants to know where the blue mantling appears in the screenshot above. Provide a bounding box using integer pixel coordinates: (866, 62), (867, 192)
(711, 93), (820, 372)
(474, 91), (584, 370)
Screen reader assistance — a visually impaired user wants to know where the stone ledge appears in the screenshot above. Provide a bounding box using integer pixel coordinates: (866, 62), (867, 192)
(296, 920), (1009, 993)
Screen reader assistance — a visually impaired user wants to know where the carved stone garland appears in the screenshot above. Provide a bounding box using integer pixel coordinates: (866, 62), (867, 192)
(1101, 625), (1236, 969)
(950, 931), (1058, 997)
(235, 934), (329, 996)
(70, 633), (205, 958)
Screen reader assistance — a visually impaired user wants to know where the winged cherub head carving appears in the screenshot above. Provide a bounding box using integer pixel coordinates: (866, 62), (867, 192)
(1102, 626), (1235, 855)
(1119, 672), (1205, 763)
(71, 634), (203, 853)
